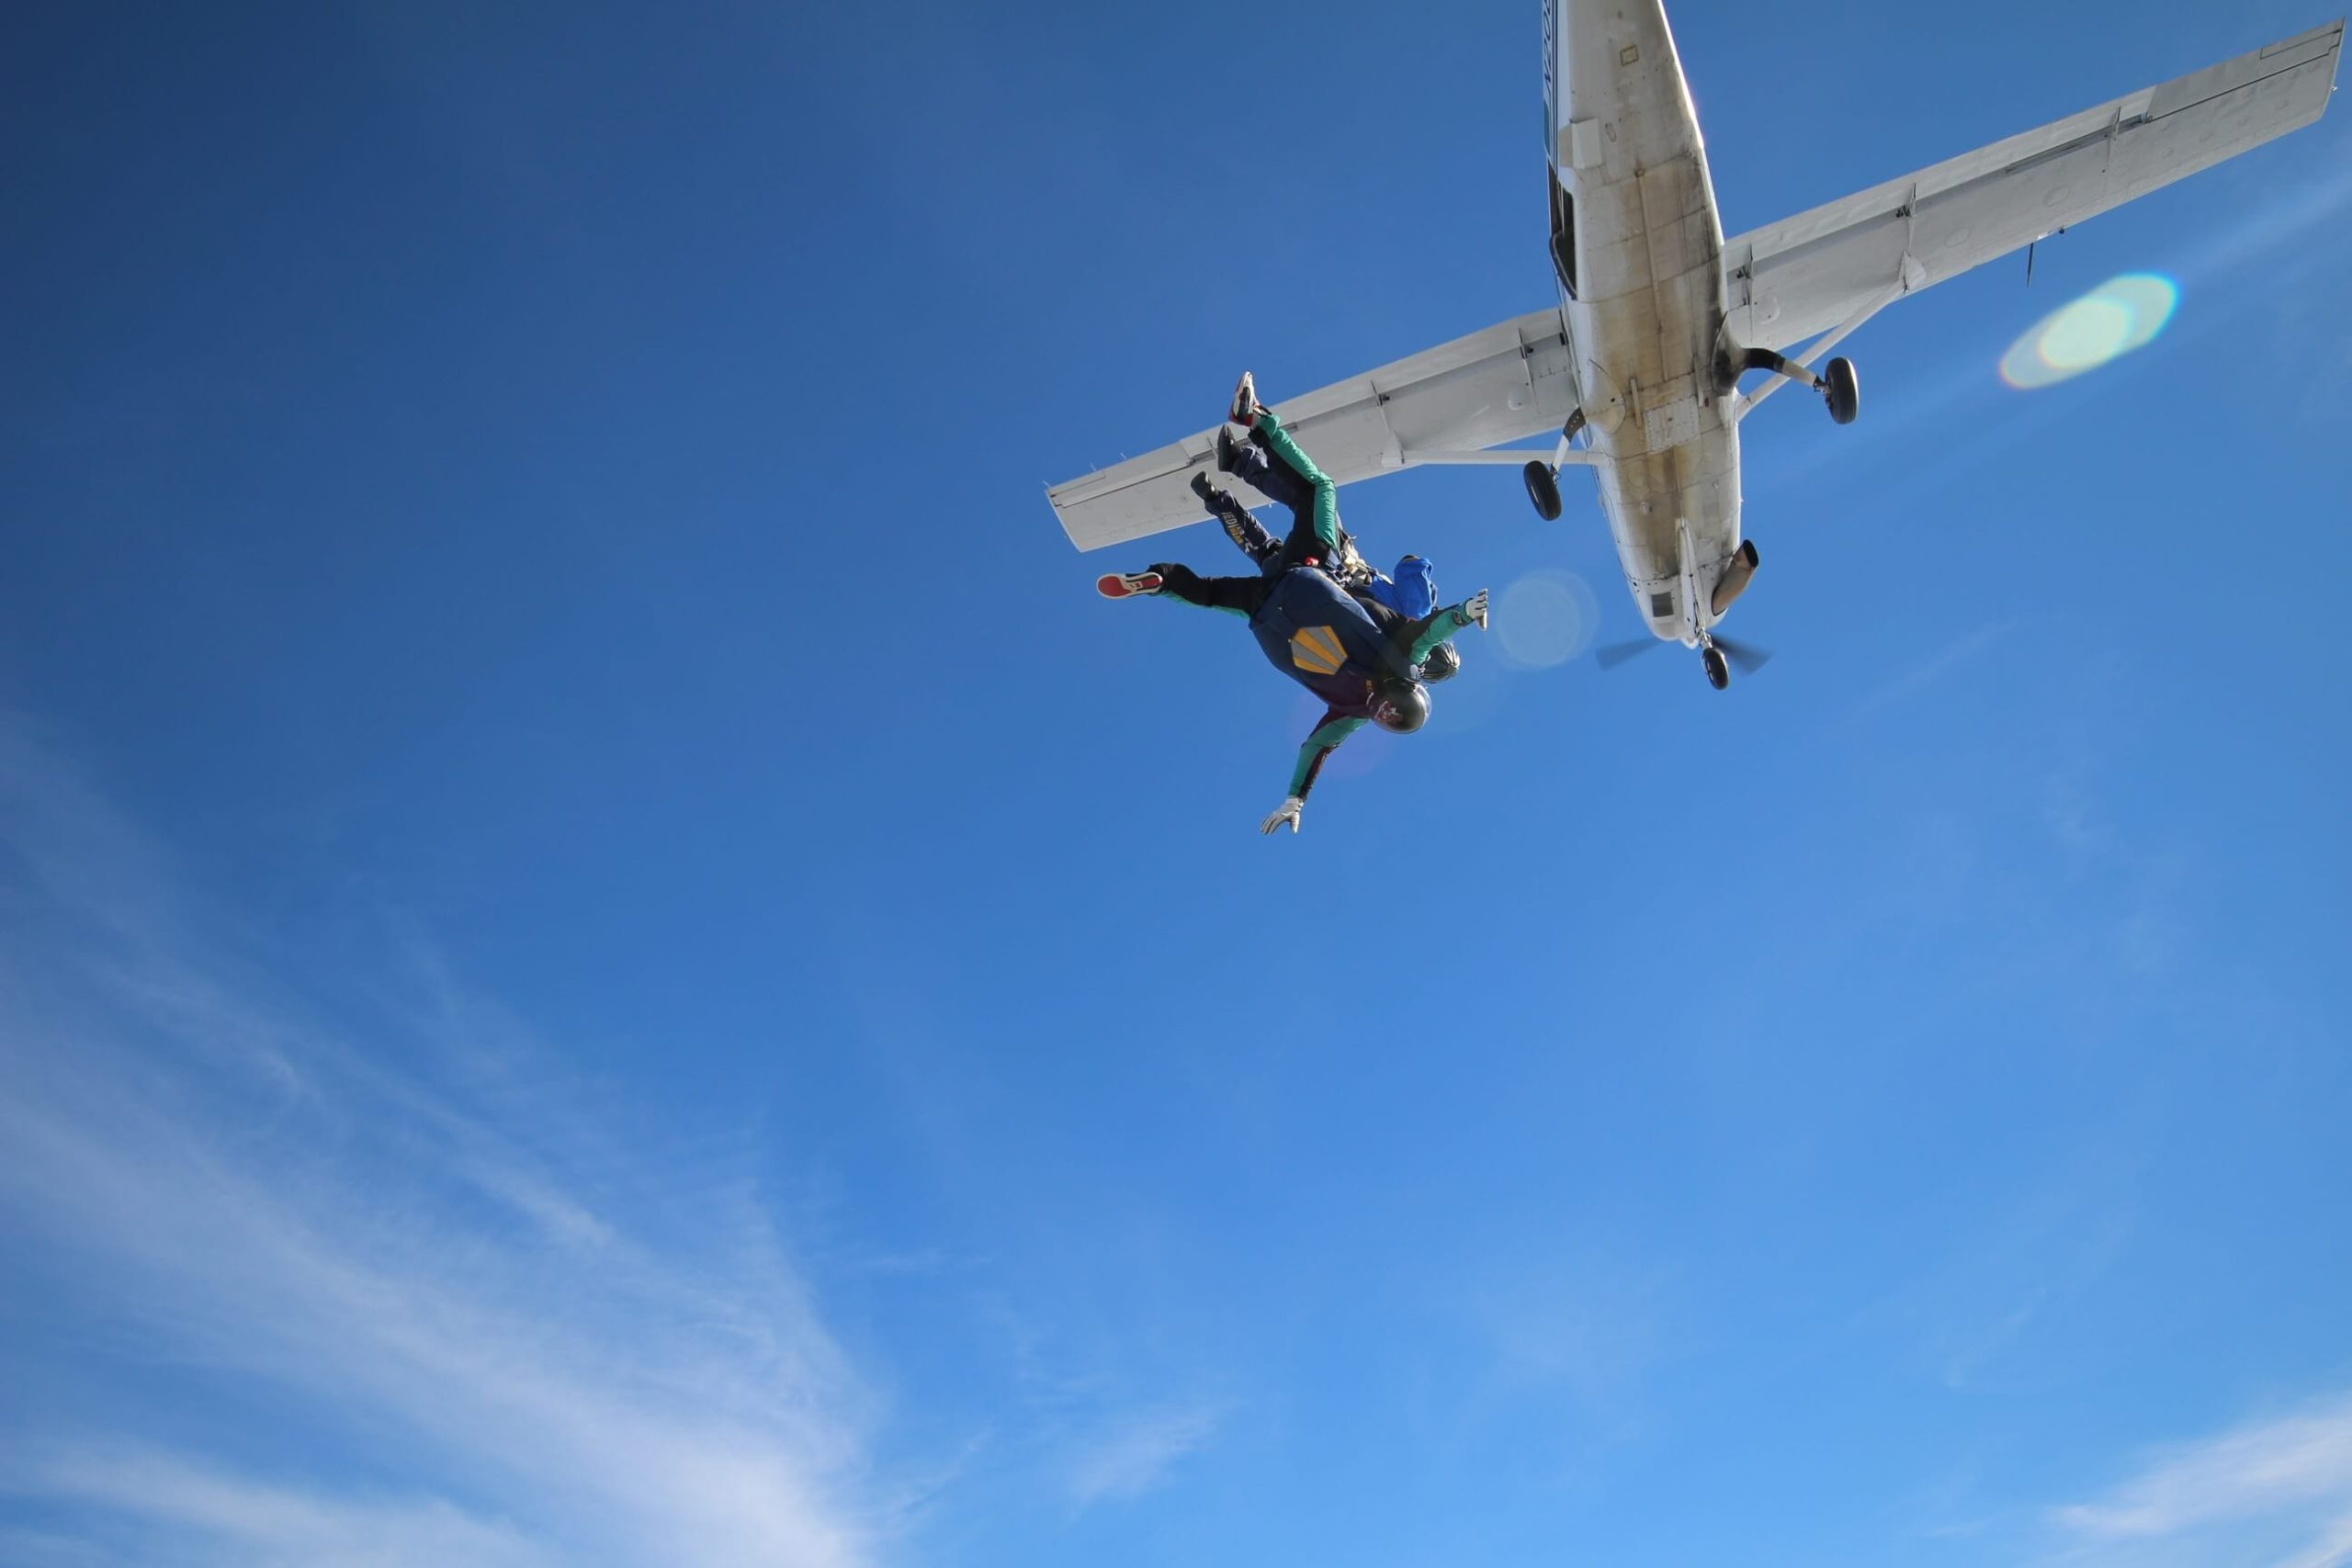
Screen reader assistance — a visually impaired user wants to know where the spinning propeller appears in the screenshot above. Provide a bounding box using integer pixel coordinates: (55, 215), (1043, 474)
(1595, 635), (1772, 675)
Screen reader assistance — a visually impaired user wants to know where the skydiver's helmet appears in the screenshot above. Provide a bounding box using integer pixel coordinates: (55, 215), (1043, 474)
(1418, 643), (1461, 682)
(1371, 679), (1430, 734)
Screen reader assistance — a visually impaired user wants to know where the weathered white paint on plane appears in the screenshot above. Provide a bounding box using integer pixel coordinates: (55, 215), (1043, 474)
(1548, 0), (1742, 639)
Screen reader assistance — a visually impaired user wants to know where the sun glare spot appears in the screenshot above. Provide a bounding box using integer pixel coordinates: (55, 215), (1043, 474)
(1496, 569), (1599, 670)
(2000, 273), (2178, 389)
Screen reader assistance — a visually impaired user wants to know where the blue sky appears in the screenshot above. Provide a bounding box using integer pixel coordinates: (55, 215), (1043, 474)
(3, 0), (2348, 1563)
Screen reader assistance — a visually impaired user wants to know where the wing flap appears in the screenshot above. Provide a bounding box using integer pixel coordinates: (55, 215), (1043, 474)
(1048, 306), (1576, 552)
(1724, 20), (2344, 354)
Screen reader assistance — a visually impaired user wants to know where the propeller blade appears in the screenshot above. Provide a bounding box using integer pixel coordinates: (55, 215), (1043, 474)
(1715, 636), (1773, 675)
(1595, 637), (1663, 671)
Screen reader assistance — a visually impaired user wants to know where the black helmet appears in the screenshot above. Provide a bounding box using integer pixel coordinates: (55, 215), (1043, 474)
(1418, 643), (1461, 682)
(1371, 679), (1430, 734)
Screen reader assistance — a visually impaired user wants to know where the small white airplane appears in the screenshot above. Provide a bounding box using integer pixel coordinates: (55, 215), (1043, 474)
(1049, 4), (2341, 689)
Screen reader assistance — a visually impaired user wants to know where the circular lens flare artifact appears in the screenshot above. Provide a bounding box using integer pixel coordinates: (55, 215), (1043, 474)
(2000, 273), (2178, 389)
(1495, 569), (1600, 670)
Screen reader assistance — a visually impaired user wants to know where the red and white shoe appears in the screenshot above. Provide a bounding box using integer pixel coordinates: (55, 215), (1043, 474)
(1227, 369), (1260, 426)
(1097, 570), (1165, 600)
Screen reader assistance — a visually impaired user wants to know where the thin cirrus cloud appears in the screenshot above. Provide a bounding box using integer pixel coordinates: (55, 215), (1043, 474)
(0, 720), (878, 1568)
(2050, 1391), (2352, 1568)
(1065, 1404), (1227, 1508)
(12, 1448), (559, 1568)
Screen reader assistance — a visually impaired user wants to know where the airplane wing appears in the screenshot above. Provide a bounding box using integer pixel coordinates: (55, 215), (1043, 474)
(1724, 20), (2344, 355)
(1047, 305), (1578, 552)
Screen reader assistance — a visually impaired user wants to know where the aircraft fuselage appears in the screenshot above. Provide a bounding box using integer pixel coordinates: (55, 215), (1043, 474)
(1547, 0), (1743, 642)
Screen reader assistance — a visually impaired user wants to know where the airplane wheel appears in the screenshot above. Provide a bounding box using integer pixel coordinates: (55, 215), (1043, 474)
(1522, 459), (1563, 521)
(1702, 645), (1730, 690)
(1823, 356), (1860, 424)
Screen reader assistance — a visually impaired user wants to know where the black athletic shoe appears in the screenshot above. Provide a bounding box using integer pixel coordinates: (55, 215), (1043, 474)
(1215, 425), (1246, 474)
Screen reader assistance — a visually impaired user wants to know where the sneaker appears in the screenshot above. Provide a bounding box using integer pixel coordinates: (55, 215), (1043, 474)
(1217, 426), (1250, 474)
(1190, 470), (1220, 506)
(1097, 570), (1165, 600)
(1227, 369), (1259, 426)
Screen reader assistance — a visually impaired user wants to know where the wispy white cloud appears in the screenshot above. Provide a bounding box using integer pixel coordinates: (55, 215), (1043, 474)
(0, 718), (879, 1567)
(18, 1448), (557, 1568)
(2272, 1514), (2352, 1568)
(1852, 618), (2013, 718)
(2050, 1391), (2352, 1568)
(1470, 1256), (1668, 1415)
(1064, 1403), (1225, 1507)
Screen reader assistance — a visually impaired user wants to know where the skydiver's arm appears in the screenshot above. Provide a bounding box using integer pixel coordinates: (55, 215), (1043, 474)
(1250, 409), (1341, 555)
(1402, 593), (1488, 665)
(1261, 710), (1366, 836)
(1289, 714), (1367, 800)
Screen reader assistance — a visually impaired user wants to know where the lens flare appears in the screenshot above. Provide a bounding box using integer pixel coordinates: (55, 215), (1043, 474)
(1495, 568), (1599, 670)
(2000, 273), (2178, 389)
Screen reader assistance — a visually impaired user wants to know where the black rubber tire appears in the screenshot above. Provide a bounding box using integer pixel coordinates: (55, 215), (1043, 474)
(1702, 645), (1731, 690)
(1522, 459), (1564, 521)
(1823, 356), (1860, 424)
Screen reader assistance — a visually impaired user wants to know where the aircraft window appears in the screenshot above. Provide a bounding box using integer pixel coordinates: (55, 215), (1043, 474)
(1549, 173), (1578, 299)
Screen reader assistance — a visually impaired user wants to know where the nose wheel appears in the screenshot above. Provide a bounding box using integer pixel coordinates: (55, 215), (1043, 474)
(1701, 643), (1730, 690)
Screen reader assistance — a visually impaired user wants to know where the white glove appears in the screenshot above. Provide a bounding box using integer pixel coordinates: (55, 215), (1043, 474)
(1260, 795), (1304, 836)
(1456, 588), (1490, 629)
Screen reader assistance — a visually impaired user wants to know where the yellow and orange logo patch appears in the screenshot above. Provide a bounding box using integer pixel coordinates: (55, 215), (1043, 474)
(1289, 625), (1348, 676)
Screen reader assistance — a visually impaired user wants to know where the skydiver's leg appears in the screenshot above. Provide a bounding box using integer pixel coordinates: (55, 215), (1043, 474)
(1192, 472), (1279, 567)
(1150, 563), (1270, 617)
(1248, 409), (1341, 558)
(1215, 417), (1339, 571)
(1218, 426), (1317, 517)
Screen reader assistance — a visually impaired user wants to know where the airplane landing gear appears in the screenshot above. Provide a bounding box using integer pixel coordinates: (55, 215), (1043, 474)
(1522, 459), (1563, 520)
(1822, 355), (1860, 424)
(1729, 346), (1861, 424)
(1522, 408), (1584, 521)
(1694, 626), (1770, 688)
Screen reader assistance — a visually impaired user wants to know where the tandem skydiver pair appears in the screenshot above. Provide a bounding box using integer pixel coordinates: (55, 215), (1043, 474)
(1099, 373), (1488, 837)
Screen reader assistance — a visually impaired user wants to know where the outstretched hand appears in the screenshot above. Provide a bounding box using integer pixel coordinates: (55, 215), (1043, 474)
(1456, 588), (1490, 629)
(1260, 795), (1304, 836)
